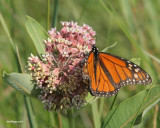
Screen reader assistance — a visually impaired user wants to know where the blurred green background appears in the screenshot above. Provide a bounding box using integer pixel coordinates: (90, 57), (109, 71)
(0, 0), (160, 128)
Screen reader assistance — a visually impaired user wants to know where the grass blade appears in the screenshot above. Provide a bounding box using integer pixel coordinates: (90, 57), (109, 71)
(0, 12), (15, 50)
(1, 11), (39, 128)
(99, 0), (156, 75)
(0, 11), (21, 72)
(144, 51), (160, 64)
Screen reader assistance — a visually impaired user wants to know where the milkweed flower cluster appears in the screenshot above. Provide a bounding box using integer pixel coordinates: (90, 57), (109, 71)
(27, 21), (96, 110)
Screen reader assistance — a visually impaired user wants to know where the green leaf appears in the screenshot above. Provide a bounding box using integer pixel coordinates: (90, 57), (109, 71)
(130, 58), (141, 66)
(101, 86), (160, 128)
(102, 42), (117, 52)
(86, 93), (94, 102)
(25, 16), (49, 56)
(85, 93), (99, 105)
(3, 72), (39, 96)
(133, 100), (159, 128)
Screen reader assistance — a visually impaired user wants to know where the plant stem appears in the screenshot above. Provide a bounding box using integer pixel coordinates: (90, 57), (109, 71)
(24, 96), (38, 128)
(48, 112), (56, 128)
(110, 93), (118, 110)
(92, 101), (101, 128)
(67, 109), (75, 128)
(47, 0), (50, 30)
(52, 0), (58, 27)
(99, 98), (105, 117)
(46, 1), (58, 127)
(58, 112), (62, 128)
(153, 105), (158, 128)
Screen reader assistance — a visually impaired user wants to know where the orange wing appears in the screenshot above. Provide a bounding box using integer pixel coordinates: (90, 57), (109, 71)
(84, 50), (152, 97)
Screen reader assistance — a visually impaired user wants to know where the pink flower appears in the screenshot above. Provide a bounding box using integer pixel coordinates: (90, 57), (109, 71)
(27, 21), (96, 110)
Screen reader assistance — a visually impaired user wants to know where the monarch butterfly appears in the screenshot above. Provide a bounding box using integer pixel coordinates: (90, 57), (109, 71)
(83, 45), (152, 97)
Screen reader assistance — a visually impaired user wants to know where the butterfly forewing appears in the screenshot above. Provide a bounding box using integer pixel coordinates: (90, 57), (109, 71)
(99, 53), (152, 87)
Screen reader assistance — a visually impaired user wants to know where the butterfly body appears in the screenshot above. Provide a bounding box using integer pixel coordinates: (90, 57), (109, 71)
(83, 45), (152, 97)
